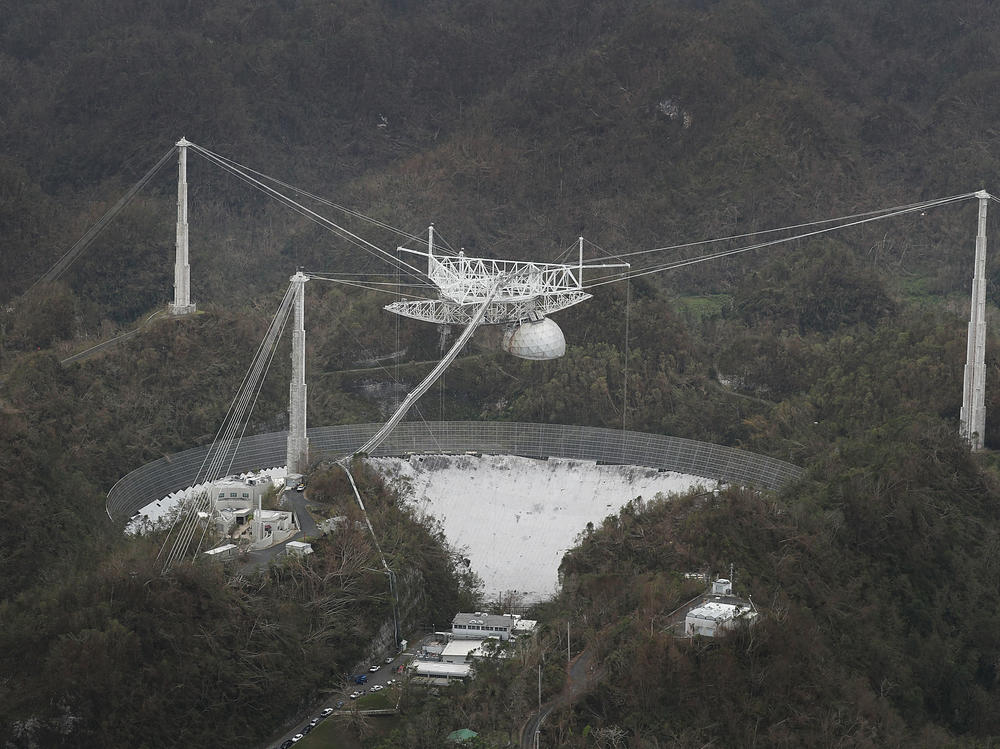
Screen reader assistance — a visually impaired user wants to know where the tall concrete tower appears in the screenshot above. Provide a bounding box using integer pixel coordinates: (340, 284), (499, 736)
(170, 138), (196, 315)
(286, 271), (309, 475)
(960, 191), (990, 451)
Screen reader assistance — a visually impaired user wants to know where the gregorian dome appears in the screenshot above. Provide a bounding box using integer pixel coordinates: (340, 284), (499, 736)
(502, 315), (566, 360)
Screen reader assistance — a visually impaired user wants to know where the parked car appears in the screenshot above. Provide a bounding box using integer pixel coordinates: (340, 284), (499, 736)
(371, 684), (383, 692)
(321, 707), (334, 716)
(309, 718), (319, 727)
(291, 735), (304, 743)
(368, 664), (380, 672)
(385, 656), (394, 664)
(336, 700), (344, 709)
(295, 483), (305, 492)
(301, 725), (312, 735)
(350, 691), (360, 699)
(280, 741), (293, 749)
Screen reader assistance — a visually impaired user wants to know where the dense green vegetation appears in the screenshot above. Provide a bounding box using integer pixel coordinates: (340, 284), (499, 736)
(3, 0), (1000, 746)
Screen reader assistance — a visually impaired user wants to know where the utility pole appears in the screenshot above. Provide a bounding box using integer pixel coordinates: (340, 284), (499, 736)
(537, 662), (542, 710)
(961, 190), (991, 450)
(170, 138), (196, 315)
(286, 271), (309, 475)
(567, 621), (571, 664)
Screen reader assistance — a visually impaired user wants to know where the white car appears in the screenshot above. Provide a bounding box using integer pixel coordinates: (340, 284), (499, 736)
(371, 684), (383, 692)
(291, 735), (304, 743)
(321, 707), (334, 716)
(349, 691), (360, 699)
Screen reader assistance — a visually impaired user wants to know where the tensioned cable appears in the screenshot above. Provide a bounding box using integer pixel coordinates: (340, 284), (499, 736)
(340, 462), (401, 644)
(182, 143), (451, 256)
(193, 297), (293, 557)
(614, 192), (978, 261)
(622, 277), (630, 433)
(163, 289), (293, 572)
(31, 146), (177, 289)
(306, 276), (435, 301)
(191, 144), (438, 276)
(581, 192), (978, 289)
(319, 288), (446, 453)
(162, 289), (294, 571)
(191, 145), (428, 281)
(354, 277), (503, 457)
(428, 226), (460, 255)
(160, 283), (296, 571)
(305, 275), (433, 289)
(188, 143), (436, 282)
(196, 283), (296, 487)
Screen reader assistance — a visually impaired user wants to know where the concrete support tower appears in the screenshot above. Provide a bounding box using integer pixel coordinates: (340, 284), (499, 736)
(170, 138), (196, 315)
(286, 271), (309, 475)
(961, 191), (991, 450)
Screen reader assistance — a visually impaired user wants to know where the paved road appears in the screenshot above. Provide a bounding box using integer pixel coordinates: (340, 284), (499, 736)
(520, 648), (596, 749)
(263, 647), (415, 749)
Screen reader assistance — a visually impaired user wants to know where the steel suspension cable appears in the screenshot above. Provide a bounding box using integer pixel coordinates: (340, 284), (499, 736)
(581, 192), (979, 289)
(187, 143), (432, 282)
(31, 146), (177, 288)
(160, 284), (296, 571)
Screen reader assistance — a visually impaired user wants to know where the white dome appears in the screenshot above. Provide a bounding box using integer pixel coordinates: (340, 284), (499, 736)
(502, 317), (566, 360)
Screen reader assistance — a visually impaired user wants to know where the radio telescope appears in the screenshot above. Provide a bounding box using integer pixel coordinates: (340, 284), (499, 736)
(385, 227), (627, 360)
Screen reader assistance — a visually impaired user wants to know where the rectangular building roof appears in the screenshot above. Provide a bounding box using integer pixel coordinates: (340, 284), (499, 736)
(442, 639), (491, 659)
(411, 662), (472, 678)
(687, 601), (757, 623)
(452, 612), (516, 629)
(204, 544), (237, 556)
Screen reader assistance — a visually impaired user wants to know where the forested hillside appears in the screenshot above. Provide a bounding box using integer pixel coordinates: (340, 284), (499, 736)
(3, 0), (1000, 746)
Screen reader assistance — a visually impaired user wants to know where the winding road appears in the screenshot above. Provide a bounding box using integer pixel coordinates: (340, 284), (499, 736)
(520, 647), (597, 749)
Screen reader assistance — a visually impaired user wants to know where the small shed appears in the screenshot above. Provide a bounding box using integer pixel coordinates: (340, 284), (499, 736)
(203, 543), (238, 562)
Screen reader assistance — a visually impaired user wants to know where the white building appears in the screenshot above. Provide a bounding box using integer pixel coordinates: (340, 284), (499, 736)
(211, 474), (274, 511)
(441, 638), (505, 664)
(409, 661), (473, 681)
(512, 617), (538, 637)
(683, 578), (758, 637)
(451, 612), (520, 641)
(286, 541), (314, 557)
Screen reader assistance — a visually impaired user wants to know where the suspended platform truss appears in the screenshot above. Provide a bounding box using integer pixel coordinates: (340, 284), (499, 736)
(385, 239), (628, 325)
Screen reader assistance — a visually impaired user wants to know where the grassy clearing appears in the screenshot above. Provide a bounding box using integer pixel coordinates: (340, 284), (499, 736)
(674, 294), (731, 321)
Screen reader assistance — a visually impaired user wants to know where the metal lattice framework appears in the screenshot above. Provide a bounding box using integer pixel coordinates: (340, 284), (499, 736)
(106, 421), (803, 524)
(385, 250), (593, 325)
